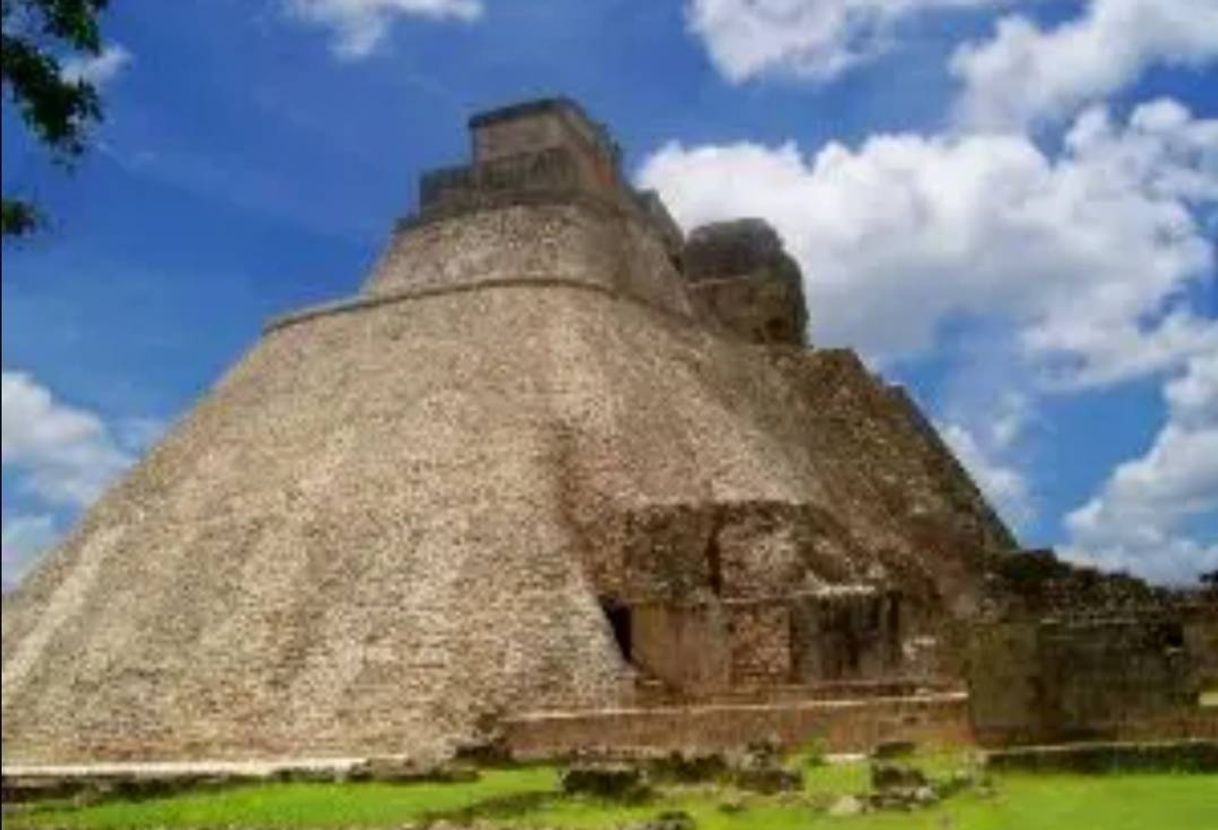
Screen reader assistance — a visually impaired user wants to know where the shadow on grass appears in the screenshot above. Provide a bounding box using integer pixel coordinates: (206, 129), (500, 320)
(424, 790), (559, 824)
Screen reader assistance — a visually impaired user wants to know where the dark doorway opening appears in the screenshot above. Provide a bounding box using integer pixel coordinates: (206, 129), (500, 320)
(601, 598), (633, 662)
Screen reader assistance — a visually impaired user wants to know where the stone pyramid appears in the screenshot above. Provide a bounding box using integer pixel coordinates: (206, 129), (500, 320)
(2, 99), (1015, 764)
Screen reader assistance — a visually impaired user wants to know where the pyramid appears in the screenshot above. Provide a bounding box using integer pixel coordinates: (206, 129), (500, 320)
(2, 99), (1015, 764)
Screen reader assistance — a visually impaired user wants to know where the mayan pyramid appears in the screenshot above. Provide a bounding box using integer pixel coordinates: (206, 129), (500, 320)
(2, 99), (1015, 764)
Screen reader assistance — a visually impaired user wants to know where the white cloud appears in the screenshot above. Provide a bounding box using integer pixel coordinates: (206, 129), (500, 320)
(1, 372), (162, 589)
(114, 416), (168, 455)
(951, 0), (1218, 129)
(61, 44), (132, 88)
(686, 0), (1002, 83)
(1063, 348), (1218, 584)
(941, 420), (1033, 527)
(637, 98), (1218, 388)
(1, 513), (62, 590)
(286, 0), (483, 59)
(1, 370), (134, 507)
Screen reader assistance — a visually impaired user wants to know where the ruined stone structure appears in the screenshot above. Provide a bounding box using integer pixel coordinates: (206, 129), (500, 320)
(684, 219), (809, 347)
(968, 611), (1217, 746)
(967, 551), (1218, 745)
(4, 98), (1023, 764)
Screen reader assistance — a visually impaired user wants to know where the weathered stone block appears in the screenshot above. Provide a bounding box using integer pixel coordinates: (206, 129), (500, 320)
(560, 763), (650, 801)
(870, 762), (928, 791)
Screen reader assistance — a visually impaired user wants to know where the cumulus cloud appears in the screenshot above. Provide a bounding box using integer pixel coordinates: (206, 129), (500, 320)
(686, 0), (1002, 83)
(637, 98), (1218, 388)
(286, 0), (483, 59)
(1063, 348), (1218, 584)
(935, 368), (1037, 529)
(1, 513), (62, 591)
(0, 370), (161, 587)
(941, 420), (1033, 528)
(61, 44), (132, 88)
(951, 0), (1218, 129)
(1, 370), (135, 507)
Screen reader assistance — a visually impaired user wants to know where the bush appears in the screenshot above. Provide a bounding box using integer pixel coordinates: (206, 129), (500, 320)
(560, 763), (651, 802)
(645, 751), (729, 784)
(796, 737), (829, 768)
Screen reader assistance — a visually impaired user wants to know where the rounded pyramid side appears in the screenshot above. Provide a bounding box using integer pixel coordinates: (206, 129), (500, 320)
(3, 274), (1011, 762)
(1, 286), (642, 763)
(0, 281), (828, 763)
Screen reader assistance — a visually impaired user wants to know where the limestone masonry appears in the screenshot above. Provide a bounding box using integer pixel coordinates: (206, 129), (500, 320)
(3, 98), (1212, 765)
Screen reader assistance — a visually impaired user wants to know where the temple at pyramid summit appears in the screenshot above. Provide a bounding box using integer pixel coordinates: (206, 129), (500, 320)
(4, 99), (1215, 766)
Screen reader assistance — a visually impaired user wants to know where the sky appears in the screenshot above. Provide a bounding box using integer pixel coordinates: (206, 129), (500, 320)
(2, 0), (1216, 588)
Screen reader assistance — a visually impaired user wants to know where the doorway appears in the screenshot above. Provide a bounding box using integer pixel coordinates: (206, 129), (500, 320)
(600, 598), (633, 663)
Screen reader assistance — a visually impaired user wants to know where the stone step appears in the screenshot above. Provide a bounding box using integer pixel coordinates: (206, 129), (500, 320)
(504, 691), (972, 759)
(634, 677), (962, 707)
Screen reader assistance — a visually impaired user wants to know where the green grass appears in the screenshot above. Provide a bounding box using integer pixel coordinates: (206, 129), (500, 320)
(496, 774), (1218, 830)
(8, 761), (1218, 830)
(8, 766), (558, 828)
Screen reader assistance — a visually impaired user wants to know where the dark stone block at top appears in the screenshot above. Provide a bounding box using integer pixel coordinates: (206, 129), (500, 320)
(468, 96), (620, 171)
(684, 219), (801, 285)
(683, 218), (809, 346)
(468, 97), (593, 129)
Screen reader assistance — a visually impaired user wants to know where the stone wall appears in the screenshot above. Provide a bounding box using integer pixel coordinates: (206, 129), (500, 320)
(791, 588), (902, 682)
(616, 504), (717, 602)
(715, 504), (813, 599)
(1185, 613), (1218, 688)
(473, 108), (575, 162)
(967, 614), (1214, 745)
(400, 97), (682, 323)
(470, 99), (615, 168)
(690, 275), (807, 346)
(583, 500), (875, 608)
(976, 547), (1177, 619)
(419, 149), (583, 214)
(503, 693), (972, 758)
(614, 586), (905, 699)
(727, 603), (792, 686)
(631, 603), (730, 694)
(365, 201), (694, 317)
(772, 348), (1016, 620)
(469, 99), (622, 203)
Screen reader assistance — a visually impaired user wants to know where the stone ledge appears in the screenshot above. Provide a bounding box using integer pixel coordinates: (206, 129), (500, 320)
(502, 692), (972, 759)
(263, 275), (704, 336)
(2, 756), (366, 780)
(1, 756), (366, 804)
(397, 188), (639, 233)
(984, 739), (1218, 773)
(0, 754), (477, 804)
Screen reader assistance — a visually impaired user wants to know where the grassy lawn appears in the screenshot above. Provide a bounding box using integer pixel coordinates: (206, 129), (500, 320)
(6, 767), (559, 829)
(8, 760), (1217, 829)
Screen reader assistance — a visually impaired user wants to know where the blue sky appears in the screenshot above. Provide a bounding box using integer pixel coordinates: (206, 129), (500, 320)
(3, 0), (1217, 587)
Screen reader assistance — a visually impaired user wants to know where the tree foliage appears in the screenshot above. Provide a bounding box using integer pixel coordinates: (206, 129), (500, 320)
(1, 0), (109, 236)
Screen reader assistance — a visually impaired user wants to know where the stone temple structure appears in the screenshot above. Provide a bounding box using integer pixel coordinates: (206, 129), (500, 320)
(3, 98), (1026, 764)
